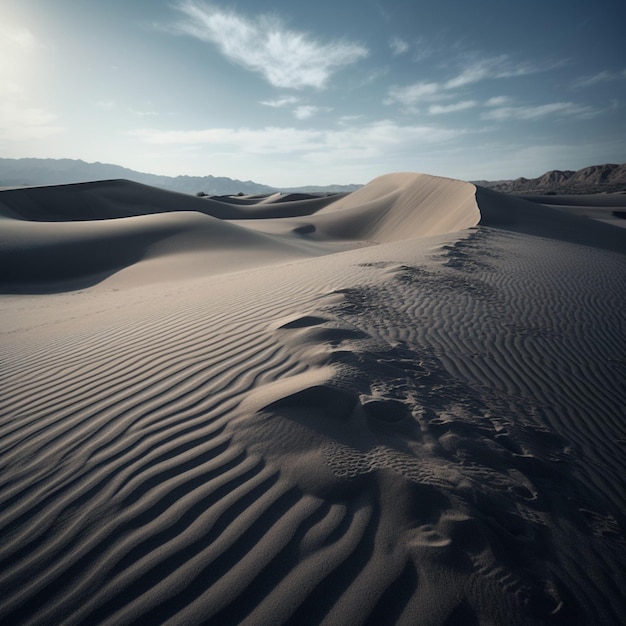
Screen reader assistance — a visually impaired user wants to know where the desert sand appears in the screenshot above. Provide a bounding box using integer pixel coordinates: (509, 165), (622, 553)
(0, 173), (625, 625)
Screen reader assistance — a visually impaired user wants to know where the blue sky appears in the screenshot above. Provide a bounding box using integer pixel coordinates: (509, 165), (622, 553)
(2, 0), (625, 186)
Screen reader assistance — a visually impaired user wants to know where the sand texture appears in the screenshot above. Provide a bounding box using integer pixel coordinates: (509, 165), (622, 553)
(1, 173), (625, 625)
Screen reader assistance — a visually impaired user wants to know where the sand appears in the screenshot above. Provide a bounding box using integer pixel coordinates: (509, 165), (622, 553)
(0, 173), (625, 625)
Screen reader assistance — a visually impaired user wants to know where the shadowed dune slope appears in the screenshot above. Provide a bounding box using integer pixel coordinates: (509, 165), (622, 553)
(516, 193), (626, 230)
(476, 186), (626, 253)
(0, 211), (322, 292)
(0, 180), (339, 221)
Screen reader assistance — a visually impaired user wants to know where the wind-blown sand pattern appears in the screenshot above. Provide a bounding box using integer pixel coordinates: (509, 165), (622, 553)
(1, 173), (625, 625)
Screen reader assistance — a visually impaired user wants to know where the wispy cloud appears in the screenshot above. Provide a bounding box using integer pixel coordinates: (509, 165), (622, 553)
(384, 82), (440, 107)
(260, 96), (299, 108)
(482, 102), (595, 121)
(410, 37), (439, 63)
(428, 100), (477, 115)
(130, 108), (159, 117)
(572, 69), (626, 89)
(338, 114), (365, 125)
(360, 67), (390, 86)
(128, 120), (466, 158)
(371, 1), (392, 23)
(293, 105), (331, 120)
(129, 126), (324, 154)
(96, 100), (116, 110)
(0, 25), (39, 49)
(484, 95), (512, 107)
(444, 56), (534, 89)
(389, 37), (409, 56)
(171, 0), (368, 89)
(259, 99), (330, 120)
(386, 56), (537, 107)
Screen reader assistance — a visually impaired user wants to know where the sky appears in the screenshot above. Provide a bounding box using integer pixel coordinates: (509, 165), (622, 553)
(1, 0), (625, 187)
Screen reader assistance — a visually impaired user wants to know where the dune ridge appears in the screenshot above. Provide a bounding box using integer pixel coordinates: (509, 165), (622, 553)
(1, 172), (625, 624)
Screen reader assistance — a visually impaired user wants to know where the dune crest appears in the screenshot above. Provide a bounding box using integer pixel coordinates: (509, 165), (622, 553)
(310, 172), (481, 242)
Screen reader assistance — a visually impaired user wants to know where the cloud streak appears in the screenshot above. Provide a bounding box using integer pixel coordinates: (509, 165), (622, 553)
(259, 96), (300, 108)
(481, 102), (594, 121)
(293, 105), (328, 120)
(389, 37), (409, 56)
(572, 69), (626, 89)
(128, 120), (466, 158)
(385, 56), (537, 107)
(428, 100), (477, 115)
(0, 25), (39, 49)
(384, 82), (440, 107)
(172, 1), (368, 89)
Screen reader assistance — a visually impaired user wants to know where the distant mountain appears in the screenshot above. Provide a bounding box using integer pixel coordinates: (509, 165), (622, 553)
(3, 157), (623, 196)
(0, 158), (279, 196)
(0, 158), (362, 196)
(473, 163), (626, 195)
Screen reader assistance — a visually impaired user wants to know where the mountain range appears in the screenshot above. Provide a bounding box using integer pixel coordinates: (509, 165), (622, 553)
(1, 158), (625, 196)
(474, 163), (626, 195)
(0, 158), (360, 196)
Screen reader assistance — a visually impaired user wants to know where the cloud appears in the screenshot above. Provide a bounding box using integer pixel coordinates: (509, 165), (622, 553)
(260, 96), (299, 108)
(428, 100), (477, 115)
(130, 108), (159, 117)
(372, 1), (392, 23)
(260, 99), (330, 119)
(389, 37), (409, 56)
(481, 102), (595, 121)
(128, 120), (466, 158)
(338, 114), (365, 125)
(172, 1), (368, 89)
(129, 126), (324, 154)
(293, 105), (323, 120)
(444, 56), (534, 89)
(572, 69), (626, 89)
(409, 36), (441, 63)
(484, 96), (512, 107)
(386, 56), (537, 107)
(0, 25), (39, 50)
(96, 100), (116, 110)
(384, 82), (441, 107)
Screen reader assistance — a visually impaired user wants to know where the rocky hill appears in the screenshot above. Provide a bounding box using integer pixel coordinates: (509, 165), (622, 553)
(474, 163), (626, 195)
(0, 158), (361, 195)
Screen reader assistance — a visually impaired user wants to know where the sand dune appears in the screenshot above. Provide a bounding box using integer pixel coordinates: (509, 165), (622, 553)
(0, 179), (341, 222)
(308, 172), (480, 242)
(517, 193), (626, 230)
(1, 173), (625, 625)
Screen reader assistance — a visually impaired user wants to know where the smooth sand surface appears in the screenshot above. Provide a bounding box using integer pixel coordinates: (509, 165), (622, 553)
(1, 173), (625, 625)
